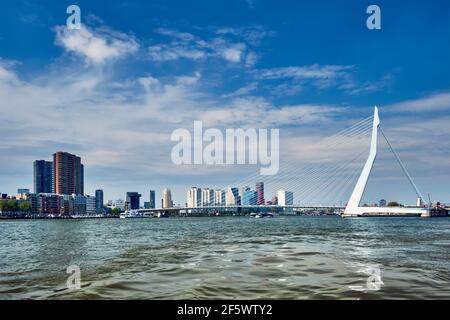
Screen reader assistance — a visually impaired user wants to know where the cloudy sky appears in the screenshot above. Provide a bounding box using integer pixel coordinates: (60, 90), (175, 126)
(0, 0), (449, 205)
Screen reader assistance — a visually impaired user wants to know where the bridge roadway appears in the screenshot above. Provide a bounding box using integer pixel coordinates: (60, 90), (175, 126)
(129, 205), (345, 216)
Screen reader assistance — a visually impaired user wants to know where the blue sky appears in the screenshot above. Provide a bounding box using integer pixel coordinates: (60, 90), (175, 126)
(0, 0), (449, 205)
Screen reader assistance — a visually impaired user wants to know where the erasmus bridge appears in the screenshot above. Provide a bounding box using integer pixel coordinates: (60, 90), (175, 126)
(131, 107), (430, 218)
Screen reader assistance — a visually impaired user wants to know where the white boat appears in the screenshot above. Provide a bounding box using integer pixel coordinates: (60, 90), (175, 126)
(120, 211), (146, 219)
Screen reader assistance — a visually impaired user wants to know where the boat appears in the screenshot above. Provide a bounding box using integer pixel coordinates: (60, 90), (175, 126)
(120, 211), (147, 219)
(251, 212), (274, 218)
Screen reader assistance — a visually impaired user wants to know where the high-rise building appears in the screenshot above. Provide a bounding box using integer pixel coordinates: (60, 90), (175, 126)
(126, 192), (141, 210)
(149, 190), (156, 209)
(242, 190), (257, 205)
(187, 187), (201, 208)
(226, 187), (240, 206)
(277, 190), (294, 206)
(256, 182), (265, 205)
(53, 152), (84, 195)
(202, 188), (214, 207)
(86, 195), (96, 215)
(34, 160), (53, 194)
(163, 188), (172, 208)
(214, 189), (225, 206)
(95, 190), (104, 213)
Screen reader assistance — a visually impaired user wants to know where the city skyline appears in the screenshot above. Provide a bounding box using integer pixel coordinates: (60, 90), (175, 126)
(0, 1), (450, 204)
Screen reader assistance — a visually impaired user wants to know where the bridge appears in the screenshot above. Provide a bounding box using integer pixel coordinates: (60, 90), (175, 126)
(129, 107), (435, 218)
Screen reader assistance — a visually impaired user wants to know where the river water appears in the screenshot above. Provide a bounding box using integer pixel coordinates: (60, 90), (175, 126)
(0, 216), (449, 299)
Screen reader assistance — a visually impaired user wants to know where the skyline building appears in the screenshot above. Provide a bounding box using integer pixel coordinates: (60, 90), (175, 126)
(126, 192), (141, 210)
(242, 190), (257, 206)
(53, 152), (84, 195)
(187, 187), (201, 208)
(33, 160), (53, 194)
(202, 188), (214, 207)
(226, 187), (241, 206)
(278, 190), (294, 206)
(214, 189), (225, 206)
(256, 182), (265, 205)
(149, 190), (156, 209)
(95, 190), (104, 214)
(163, 188), (173, 208)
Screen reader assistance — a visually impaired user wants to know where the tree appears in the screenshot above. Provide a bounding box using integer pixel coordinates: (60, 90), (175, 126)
(111, 208), (122, 215)
(387, 201), (400, 207)
(20, 201), (31, 212)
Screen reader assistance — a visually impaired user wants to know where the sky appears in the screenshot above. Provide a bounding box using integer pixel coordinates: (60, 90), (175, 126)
(0, 0), (449, 206)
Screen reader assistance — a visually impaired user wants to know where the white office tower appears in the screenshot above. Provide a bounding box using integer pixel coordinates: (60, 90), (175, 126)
(202, 188), (214, 207)
(187, 187), (202, 208)
(214, 189), (225, 206)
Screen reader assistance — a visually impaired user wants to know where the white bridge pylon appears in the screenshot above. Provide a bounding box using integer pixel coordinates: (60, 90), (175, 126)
(342, 107), (429, 217)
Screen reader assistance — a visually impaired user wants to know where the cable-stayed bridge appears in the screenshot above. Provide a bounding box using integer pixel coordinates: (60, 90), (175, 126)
(131, 107), (433, 218)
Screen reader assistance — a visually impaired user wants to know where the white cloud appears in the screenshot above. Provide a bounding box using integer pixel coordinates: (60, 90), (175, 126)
(257, 64), (353, 80)
(386, 91), (450, 112)
(55, 25), (139, 64)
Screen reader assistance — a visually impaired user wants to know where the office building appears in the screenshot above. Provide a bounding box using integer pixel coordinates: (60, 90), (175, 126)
(379, 199), (387, 207)
(95, 190), (104, 213)
(214, 189), (225, 206)
(202, 188), (214, 207)
(226, 187), (240, 206)
(256, 182), (265, 205)
(149, 190), (156, 209)
(34, 160), (53, 194)
(187, 187), (202, 208)
(242, 190), (257, 206)
(115, 199), (125, 211)
(278, 190), (294, 206)
(163, 188), (172, 208)
(126, 192), (141, 210)
(86, 195), (96, 215)
(53, 152), (84, 195)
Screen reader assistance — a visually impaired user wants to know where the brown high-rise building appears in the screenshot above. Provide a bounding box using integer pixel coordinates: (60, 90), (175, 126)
(53, 152), (84, 195)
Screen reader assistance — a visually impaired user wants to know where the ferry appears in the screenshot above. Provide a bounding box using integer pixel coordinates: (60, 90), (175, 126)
(250, 212), (274, 218)
(120, 211), (148, 219)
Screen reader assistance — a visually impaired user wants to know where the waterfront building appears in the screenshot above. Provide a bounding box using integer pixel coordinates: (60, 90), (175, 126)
(163, 188), (172, 208)
(271, 196), (278, 205)
(214, 189), (225, 206)
(53, 152), (84, 195)
(278, 190), (294, 206)
(126, 192), (141, 210)
(144, 202), (150, 209)
(242, 190), (257, 206)
(115, 199), (125, 211)
(256, 182), (265, 205)
(149, 190), (156, 209)
(187, 187), (202, 208)
(86, 195), (96, 215)
(60, 194), (74, 216)
(95, 190), (104, 214)
(73, 194), (87, 215)
(38, 194), (61, 216)
(379, 199), (387, 207)
(34, 160), (53, 194)
(226, 187), (241, 206)
(202, 188), (214, 207)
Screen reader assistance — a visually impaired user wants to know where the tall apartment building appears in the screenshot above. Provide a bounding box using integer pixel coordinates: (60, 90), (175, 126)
(34, 160), (53, 194)
(256, 182), (265, 205)
(53, 152), (84, 195)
